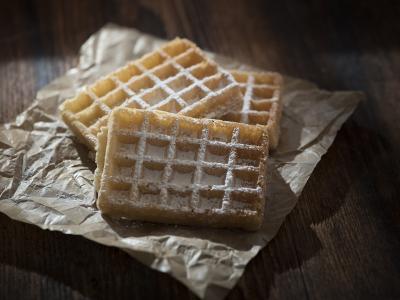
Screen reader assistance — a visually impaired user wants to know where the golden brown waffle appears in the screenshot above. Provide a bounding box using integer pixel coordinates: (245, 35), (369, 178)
(221, 70), (283, 149)
(60, 38), (242, 151)
(96, 108), (269, 230)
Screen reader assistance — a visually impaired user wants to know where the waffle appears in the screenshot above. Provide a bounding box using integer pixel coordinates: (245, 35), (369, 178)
(60, 38), (242, 151)
(96, 108), (269, 230)
(221, 70), (283, 149)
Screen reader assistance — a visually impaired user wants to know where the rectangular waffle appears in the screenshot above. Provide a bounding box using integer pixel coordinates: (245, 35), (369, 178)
(221, 70), (283, 149)
(96, 108), (269, 230)
(60, 38), (243, 151)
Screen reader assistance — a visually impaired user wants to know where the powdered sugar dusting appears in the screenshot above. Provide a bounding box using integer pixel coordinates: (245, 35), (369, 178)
(98, 109), (269, 229)
(60, 38), (241, 151)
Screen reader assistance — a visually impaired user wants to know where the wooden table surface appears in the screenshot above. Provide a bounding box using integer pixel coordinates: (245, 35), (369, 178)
(1, 1), (399, 299)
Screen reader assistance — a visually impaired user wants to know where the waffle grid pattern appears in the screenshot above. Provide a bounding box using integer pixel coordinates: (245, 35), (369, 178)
(60, 38), (241, 151)
(97, 108), (268, 230)
(222, 70), (283, 148)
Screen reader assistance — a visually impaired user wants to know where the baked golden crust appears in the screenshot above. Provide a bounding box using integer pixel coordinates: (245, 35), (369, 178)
(222, 70), (283, 149)
(96, 108), (269, 230)
(60, 38), (242, 151)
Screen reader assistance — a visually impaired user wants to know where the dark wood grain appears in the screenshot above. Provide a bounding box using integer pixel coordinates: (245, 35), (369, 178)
(1, 0), (400, 299)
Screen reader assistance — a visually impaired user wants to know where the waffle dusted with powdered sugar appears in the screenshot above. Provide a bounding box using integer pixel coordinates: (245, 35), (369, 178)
(96, 108), (269, 230)
(222, 70), (283, 149)
(60, 38), (242, 151)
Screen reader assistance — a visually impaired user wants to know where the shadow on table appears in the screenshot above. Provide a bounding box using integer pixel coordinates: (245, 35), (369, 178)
(227, 119), (392, 298)
(0, 213), (197, 300)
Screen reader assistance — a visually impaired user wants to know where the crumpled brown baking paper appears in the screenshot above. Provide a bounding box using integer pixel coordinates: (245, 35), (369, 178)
(0, 24), (363, 299)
